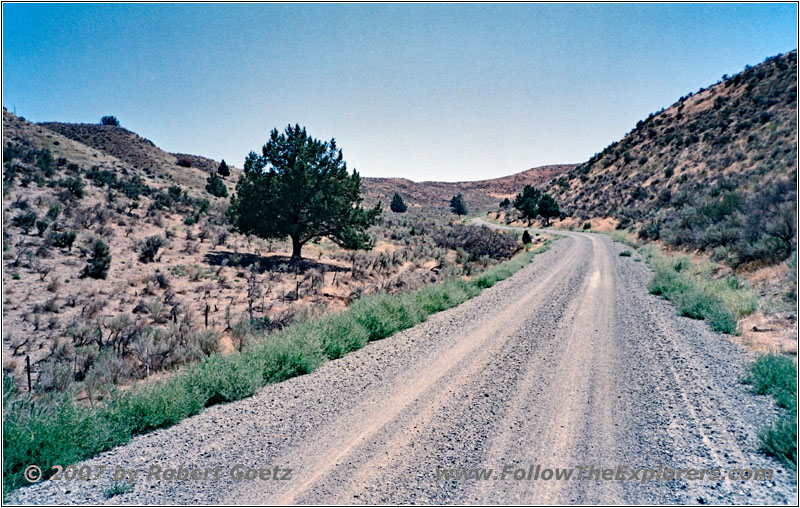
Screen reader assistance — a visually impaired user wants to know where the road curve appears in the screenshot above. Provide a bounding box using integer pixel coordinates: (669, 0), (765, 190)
(10, 230), (797, 505)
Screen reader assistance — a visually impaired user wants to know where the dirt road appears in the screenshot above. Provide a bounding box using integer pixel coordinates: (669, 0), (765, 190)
(10, 229), (797, 504)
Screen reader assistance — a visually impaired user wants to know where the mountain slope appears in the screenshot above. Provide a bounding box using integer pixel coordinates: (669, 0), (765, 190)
(545, 51), (797, 267)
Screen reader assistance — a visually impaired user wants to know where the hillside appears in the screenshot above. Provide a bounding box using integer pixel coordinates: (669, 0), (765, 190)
(544, 51), (797, 269)
(362, 164), (573, 214)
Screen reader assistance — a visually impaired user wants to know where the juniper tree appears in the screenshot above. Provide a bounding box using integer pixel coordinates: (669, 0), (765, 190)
(450, 194), (467, 216)
(537, 194), (561, 227)
(82, 240), (111, 279)
(228, 125), (381, 261)
(217, 159), (230, 178)
(390, 193), (408, 213)
(206, 172), (228, 198)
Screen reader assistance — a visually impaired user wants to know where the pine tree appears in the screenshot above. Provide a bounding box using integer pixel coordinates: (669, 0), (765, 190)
(228, 125), (381, 261)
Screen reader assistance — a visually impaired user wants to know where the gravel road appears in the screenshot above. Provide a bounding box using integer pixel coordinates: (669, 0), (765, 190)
(10, 228), (797, 505)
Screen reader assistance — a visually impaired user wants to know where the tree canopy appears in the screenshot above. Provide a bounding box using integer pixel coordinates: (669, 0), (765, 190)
(228, 124), (381, 261)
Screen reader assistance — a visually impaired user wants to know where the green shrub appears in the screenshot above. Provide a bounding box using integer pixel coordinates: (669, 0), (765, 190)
(350, 293), (426, 341)
(49, 231), (76, 250)
(35, 220), (49, 236)
(205, 173), (228, 198)
(100, 115), (120, 126)
(746, 354), (797, 410)
(314, 313), (370, 360)
(138, 236), (163, 263)
(12, 211), (37, 233)
(744, 354), (797, 469)
(619, 250), (632, 257)
(390, 193), (407, 213)
(60, 176), (85, 199)
(81, 240), (111, 279)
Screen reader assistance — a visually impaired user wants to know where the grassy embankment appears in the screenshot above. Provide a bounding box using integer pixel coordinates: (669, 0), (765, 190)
(2, 239), (554, 497)
(609, 231), (796, 469)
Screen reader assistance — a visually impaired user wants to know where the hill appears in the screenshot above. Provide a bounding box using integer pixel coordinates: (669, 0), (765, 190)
(544, 50), (797, 269)
(362, 164), (573, 214)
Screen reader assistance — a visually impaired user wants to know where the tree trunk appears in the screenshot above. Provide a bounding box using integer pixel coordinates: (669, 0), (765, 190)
(290, 235), (302, 262)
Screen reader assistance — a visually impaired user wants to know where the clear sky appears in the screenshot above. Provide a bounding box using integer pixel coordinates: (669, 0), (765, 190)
(2, 3), (797, 182)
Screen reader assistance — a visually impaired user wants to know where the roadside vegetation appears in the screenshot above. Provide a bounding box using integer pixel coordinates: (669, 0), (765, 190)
(2, 239), (553, 497)
(744, 354), (797, 469)
(645, 247), (757, 334)
(611, 236), (795, 468)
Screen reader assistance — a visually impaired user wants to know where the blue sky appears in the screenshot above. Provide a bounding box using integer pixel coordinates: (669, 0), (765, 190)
(2, 3), (797, 182)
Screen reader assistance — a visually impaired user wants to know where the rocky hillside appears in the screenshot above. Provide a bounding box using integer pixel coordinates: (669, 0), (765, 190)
(546, 51), (797, 268)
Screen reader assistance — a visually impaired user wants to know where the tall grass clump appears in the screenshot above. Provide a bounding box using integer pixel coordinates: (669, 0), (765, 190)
(744, 354), (797, 469)
(646, 249), (756, 334)
(3, 239), (555, 497)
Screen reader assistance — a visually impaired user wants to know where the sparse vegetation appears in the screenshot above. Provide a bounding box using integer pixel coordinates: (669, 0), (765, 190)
(646, 248), (757, 334)
(1, 240), (553, 496)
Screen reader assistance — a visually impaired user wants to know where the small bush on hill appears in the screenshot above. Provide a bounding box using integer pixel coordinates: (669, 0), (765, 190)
(49, 231), (76, 250)
(12, 211), (37, 233)
(138, 236), (164, 263)
(81, 240), (111, 279)
(100, 116), (120, 126)
(449, 194), (467, 216)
